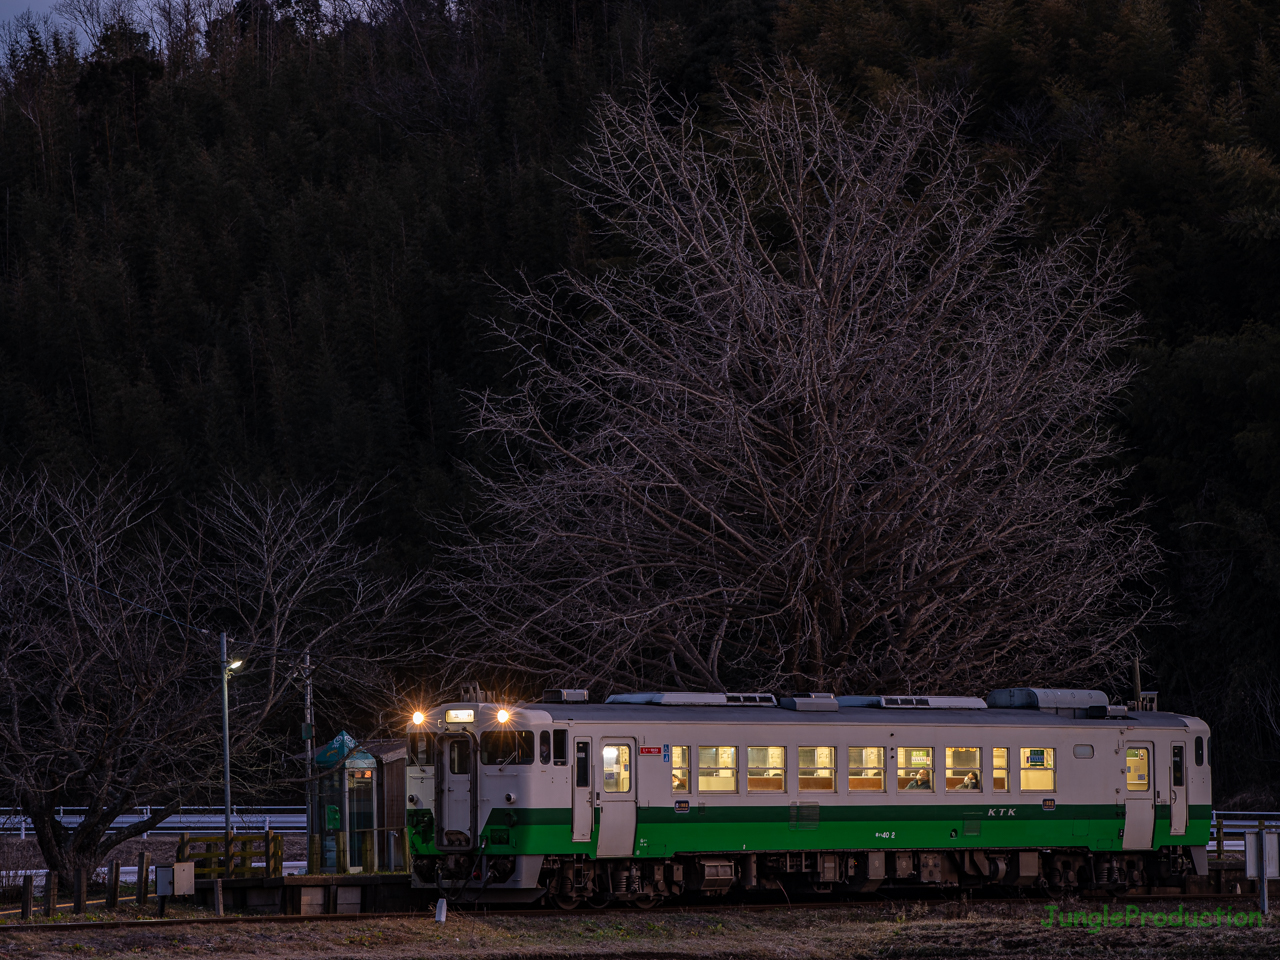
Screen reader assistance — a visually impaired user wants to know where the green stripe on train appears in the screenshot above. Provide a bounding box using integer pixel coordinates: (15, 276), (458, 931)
(411, 804), (1211, 858)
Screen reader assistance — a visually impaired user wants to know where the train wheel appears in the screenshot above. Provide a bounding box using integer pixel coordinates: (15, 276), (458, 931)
(631, 895), (660, 909)
(554, 895), (580, 910)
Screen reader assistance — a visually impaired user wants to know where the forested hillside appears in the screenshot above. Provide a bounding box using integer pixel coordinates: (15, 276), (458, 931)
(0, 0), (1277, 802)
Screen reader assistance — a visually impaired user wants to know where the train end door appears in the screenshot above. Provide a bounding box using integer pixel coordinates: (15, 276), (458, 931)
(436, 734), (477, 850)
(1169, 742), (1188, 836)
(573, 737), (593, 842)
(597, 739), (637, 857)
(1122, 741), (1155, 850)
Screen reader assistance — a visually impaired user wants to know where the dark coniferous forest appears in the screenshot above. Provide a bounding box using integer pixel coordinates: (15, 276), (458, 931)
(1, 0), (1278, 804)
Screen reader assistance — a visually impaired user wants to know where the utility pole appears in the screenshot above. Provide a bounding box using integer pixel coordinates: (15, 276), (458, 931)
(221, 631), (233, 835)
(304, 651), (314, 837)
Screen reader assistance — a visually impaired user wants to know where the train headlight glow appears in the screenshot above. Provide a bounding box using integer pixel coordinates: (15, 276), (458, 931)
(412, 711), (425, 725)
(497, 709), (510, 723)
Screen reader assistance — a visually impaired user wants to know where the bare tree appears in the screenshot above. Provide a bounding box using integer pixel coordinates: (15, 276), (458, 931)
(0, 468), (423, 885)
(431, 69), (1163, 697)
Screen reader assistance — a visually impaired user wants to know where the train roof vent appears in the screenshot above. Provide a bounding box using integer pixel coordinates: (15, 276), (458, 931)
(604, 692), (776, 706)
(779, 693), (838, 712)
(836, 695), (988, 709)
(542, 688), (589, 703)
(986, 688), (1108, 713)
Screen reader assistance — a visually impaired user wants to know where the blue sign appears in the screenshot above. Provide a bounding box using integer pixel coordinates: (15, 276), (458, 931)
(662, 744), (670, 763)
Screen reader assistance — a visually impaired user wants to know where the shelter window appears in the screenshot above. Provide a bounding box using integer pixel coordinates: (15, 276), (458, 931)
(602, 744), (631, 793)
(799, 747), (835, 792)
(479, 730), (534, 765)
(449, 739), (471, 775)
(848, 747), (885, 792)
(672, 745), (691, 794)
(553, 729), (567, 766)
(748, 747), (786, 792)
(1020, 747), (1056, 792)
(1194, 736), (1203, 767)
(945, 747), (981, 792)
(1125, 747), (1149, 791)
(898, 747), (934, 792)
(1172, 744), (1184, 787)
(992, 748), (1009, 792)
(539, 730), (551, 764)
(698, 746), (738, 793)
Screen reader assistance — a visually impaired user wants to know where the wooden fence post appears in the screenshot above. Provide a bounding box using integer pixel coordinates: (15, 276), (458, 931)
(106, 860), (120, 909)
(136, 852), (151, 906)
(213, 877), (224, 917)
(21, 875), (33, 920)
(335, 832), (349, 875)
(308, 833), (321, 875)
(177, 832), (189, 863)
(43, 871), (57, 917)
(361, 831), (374, 874)
(224, 831), (233, 879)
(401, 829), (411, 873)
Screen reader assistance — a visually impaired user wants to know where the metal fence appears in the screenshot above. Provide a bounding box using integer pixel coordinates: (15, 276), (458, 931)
(0, 806), (307, 838)
(1210, 812), (1280, 858)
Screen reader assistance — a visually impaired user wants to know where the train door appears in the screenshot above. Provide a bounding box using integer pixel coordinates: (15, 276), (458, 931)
(572, 737), (593, 842)
(436, 734), (476, 850)
(597, 739), (637, 857)
(1169, 742), (1187, 836)
(1122, 741), (1155, 850)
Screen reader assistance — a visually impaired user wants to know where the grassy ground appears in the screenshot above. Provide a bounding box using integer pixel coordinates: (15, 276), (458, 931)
(0, 900), (1277, 958)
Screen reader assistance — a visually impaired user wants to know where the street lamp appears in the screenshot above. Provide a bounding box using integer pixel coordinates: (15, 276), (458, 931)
(220, 632), (245, 835)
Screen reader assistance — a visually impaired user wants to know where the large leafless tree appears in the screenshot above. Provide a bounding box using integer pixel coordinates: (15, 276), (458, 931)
(0, 468), (424, 885)
(432, 70), (1163, 697)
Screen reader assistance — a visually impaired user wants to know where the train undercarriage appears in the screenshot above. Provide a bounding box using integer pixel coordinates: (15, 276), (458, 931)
(412, 845), (1209, 907)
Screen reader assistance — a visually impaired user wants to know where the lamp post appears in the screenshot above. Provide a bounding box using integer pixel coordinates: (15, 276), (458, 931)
(219, 632), (244, 835)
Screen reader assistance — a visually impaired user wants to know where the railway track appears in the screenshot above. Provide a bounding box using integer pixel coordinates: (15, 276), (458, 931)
(0, 889), (1263, 933)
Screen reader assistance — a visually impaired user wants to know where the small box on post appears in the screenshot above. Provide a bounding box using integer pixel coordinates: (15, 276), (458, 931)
(156, 862), (195, 897)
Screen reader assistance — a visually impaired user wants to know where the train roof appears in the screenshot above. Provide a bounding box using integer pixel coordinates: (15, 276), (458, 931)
(518, 703), (1196, 729)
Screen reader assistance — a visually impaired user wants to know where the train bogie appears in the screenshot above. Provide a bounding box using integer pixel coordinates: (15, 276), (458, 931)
(405, 688), (1213, 905)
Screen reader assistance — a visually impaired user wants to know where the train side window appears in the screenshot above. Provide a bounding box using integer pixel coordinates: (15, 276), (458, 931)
(672, 746), (691, 793)
(575, 741), (590, 787)
(945, 747), (981, 792)
(1020, 747), (1055, 792)
(992, 748), (1009, 792)
(1172, 744), (1184, 787)
(748, 746), (786, 792)
(799, 747), (835, 792)
(1125, 747), (1149, 791)
(1194, 736), (1203, 767)
(540, 730), (551, 764)
(410, 731), (435, 767)
(1207, 737), (1212, 767)
(553, 729), (568, 766)
(449, 739), (471, 775)
(698, 746), (738, 793)
(1072, 744), (1094, 759)
(480, 730), (535, 765)
(898, 747), (934, 792)
(848, 747), (885, 792)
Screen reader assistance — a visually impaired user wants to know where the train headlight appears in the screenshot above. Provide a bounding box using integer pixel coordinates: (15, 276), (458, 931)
(497, 709), (510, 723)
(412, 711), (425, 725)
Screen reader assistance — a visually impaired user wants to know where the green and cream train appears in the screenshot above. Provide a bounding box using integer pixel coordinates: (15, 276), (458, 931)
(404, 688), (1212, 905)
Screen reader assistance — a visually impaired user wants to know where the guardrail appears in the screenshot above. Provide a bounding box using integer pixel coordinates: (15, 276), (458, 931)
(0, 807), (307, 838)
(1210, 812), (1280, 857)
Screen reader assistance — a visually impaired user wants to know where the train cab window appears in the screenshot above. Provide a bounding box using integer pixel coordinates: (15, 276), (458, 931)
(602, 744), (631, 793)
(945, 747), (981, 792)
(1172, 744), (1185, 787)
(799, 747), (836, 792)
(409, 731), (435, 767)
(553, 729), (568, 766)
(672, 746), (691, 793)
(1207, 737), (1212, 766)
(748, 747), (786, 791)
(449, 739), (471, 775)
(848, 747), (885, 792)
(898, 747), (934, 792)
(1125, 747), (1150, 791)
(1194, 736), (1204, 766)
(479, 730), (534, 765)
(698, 746), (738, 793)
(539, 730), (551, 764)
(993, 747), (1009, 792)
(1020, 747), (1056, 792)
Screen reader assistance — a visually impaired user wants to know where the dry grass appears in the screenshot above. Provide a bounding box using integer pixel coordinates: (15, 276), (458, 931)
(0, 900), (1277, 958)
